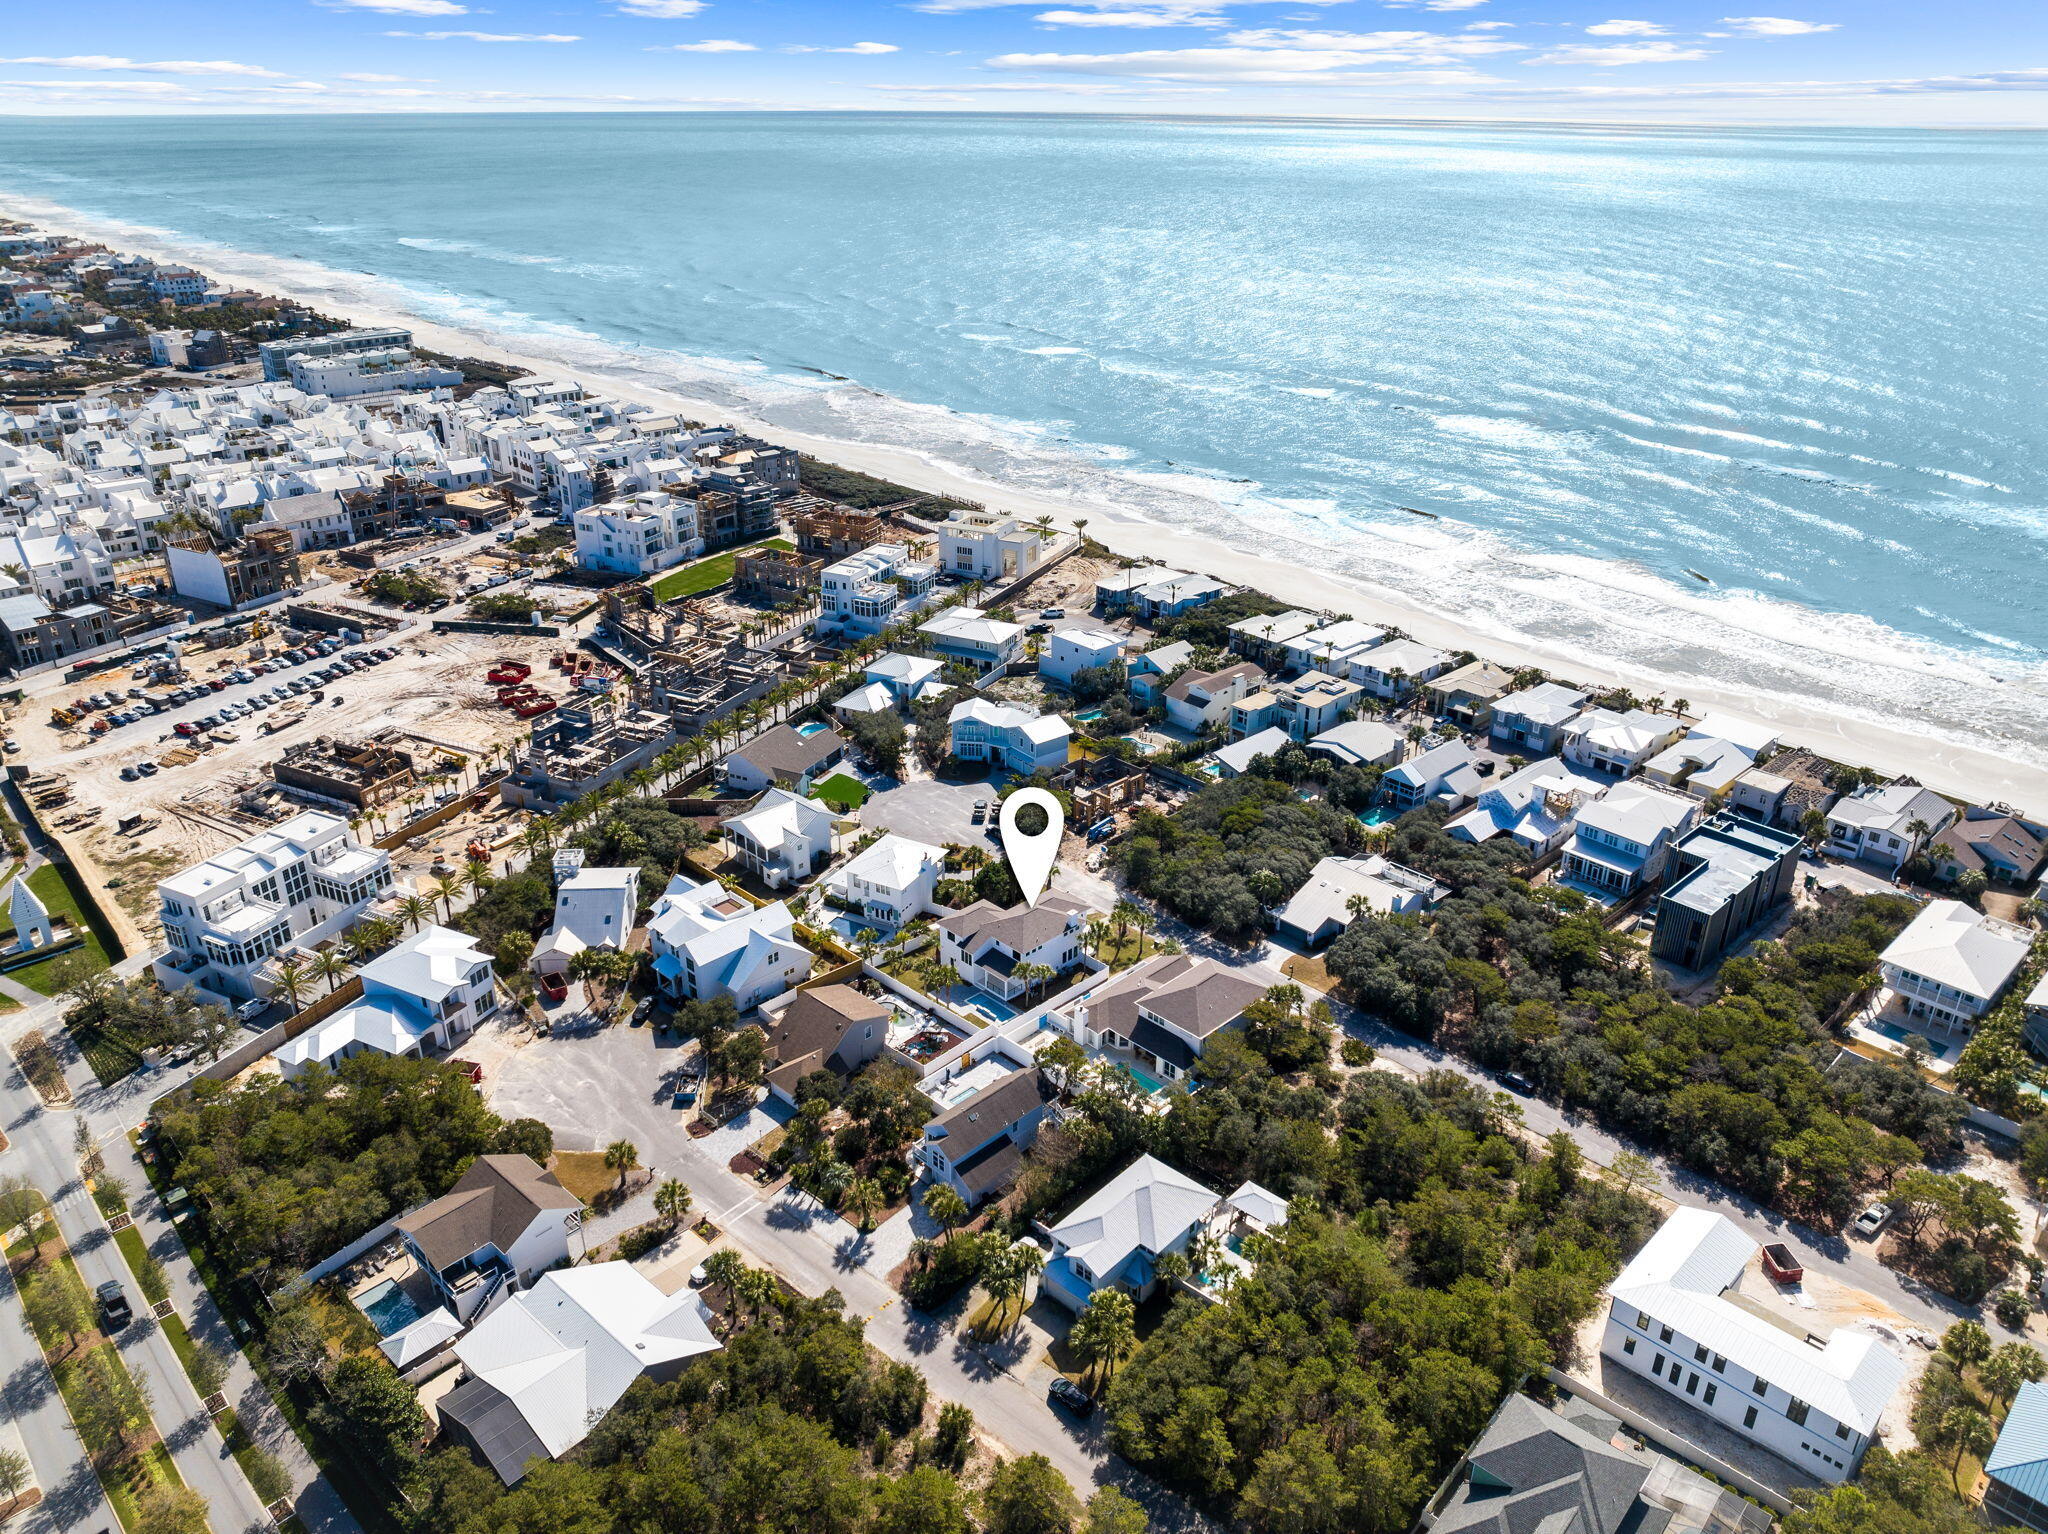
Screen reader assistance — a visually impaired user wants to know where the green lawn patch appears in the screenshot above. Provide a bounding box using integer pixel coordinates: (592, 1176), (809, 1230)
(808, 773), (871, 810)
(648, 536), (794, 602)
(12, 862), (116, 997)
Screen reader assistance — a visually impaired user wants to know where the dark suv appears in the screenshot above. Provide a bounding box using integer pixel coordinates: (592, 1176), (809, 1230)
(96, 1280), (132, 1329)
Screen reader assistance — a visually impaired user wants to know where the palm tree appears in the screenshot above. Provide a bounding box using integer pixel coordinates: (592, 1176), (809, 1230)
(737, 1267), (781, 1329)
(1110, 899), (1139, 946)
(653, 1177), (692, 1229)
(311, 949), (351, 995)
(431, 875), (460, 923)
(1943, 1405), (1995, 1479)
(1083, 916), (1111, 958)
(463, 857), (494, 900)
(701, 1249), (747, 1308)
(603, 1138), (640, 1192)
(923, 1184), (970, 1243)
(909, 1235), (938, 1272)
(980, 1239), (1044, 1335)
(842, 1175), (885, 1233)
(1069, 1288), (1138, 1394)
(396, 893), (435, 934)
(270, 954), (311, 1012)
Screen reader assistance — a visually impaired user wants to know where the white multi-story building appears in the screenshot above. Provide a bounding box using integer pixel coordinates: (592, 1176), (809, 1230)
(818, 544), (936, 637)
(1561, 707), (1689, 779)
(1164, 661), (1266, 735)
(1877, 898), (2033, 1039)
(644, 874), (809, 1012)
(1490, 682), (1592, 755)
(276, 924), (498, 1077)
(531, 859), (640, 977)
(1381, 740), (1484, 812)
(937, 893), (1090, 1002)
(1039, 627), (1124, 687)
(823, 833), (947, 928)
(1447, 756), (1610, 855)
(721, 788), (838, 890)
(286, 347), (462, 401)
(938, 507), (1045, 583)
(1602, 1209), (1904, 1483)
(1230, 670), (1364, 742)
(949, 698), (1073, 775)
(154, 810), (400, 1005)
(1345, 637), (1451, 701)
(1558, 781), (1700, 898)
(918, 607), (1025, 673)
(573, 490), (705, 576)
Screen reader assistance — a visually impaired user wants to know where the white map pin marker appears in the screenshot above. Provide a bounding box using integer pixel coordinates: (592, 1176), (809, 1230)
(998, 787), (1064, 907)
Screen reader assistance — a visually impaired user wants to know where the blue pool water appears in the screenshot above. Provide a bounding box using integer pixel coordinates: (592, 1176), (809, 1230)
(796, 721), (829, 736)
(1358, 807), (1402, 828)
(1117, 1062), (1168, 1096)
(6, 116), (2047, 765)
(1072, 709), (1105, 723)
(357, 1278), (422, 1337)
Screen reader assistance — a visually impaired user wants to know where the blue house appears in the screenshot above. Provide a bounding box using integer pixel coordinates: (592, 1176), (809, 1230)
(1987, 1380), (2048, 1532)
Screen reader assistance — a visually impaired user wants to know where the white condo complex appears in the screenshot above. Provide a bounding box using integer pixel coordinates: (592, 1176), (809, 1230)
(153, 810), (401, 1006)
(1600, 1209), (1904, 1483)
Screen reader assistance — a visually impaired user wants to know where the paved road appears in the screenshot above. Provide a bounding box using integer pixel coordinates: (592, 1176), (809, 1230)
(0, 994), (362, 1534)
(0, 1223), (119, 1534)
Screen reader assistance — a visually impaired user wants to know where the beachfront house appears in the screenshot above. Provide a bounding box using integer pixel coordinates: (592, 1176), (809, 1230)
(1877, 898), (2033, 1040)
(1824, 783), (1958, 871)
(1134, 571), (1231, 622)
(938, 507), (1046, 582)
(1642, 715), (1780, 801)
(818, 544), (936, 637)
(644, 875), (809, 1012)
(1381, 740), (1485, 812)
(1347, 637), (1452, 702)
(1601, 1208), (1904, 1482)
(1931, 812), (2048, 887)
(720, 788), (838, 890)
(1273, 855), (1448, 949)
(1561, 707), (1688, 779)
(1095, 565), (1191, 615)
(1424, 659), (1517, 732)
(276, 923), (499, 1078)
(1040, 627), (1125, 688)
(1489, 682), (1591, 755)
(823, 832), (947, 929)
(1306, 719), (1404, 771)
(1446, 756), (1609, 856)
(1164, 661), (1267, 734)
(1283, 619), (1387, 676)
(1557, 782), (1701, 899)
(948, 698), (1072, 775)
(917, 1067), (1061, 1208)
(573, 490), (705, 577)
(919, 606), (1025, 674)
(1227, 609), (1322, 668)
(936, 893), (1090, 1003)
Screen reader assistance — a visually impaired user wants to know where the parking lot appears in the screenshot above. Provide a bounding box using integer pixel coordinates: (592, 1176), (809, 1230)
(859, 771), (1006, 850)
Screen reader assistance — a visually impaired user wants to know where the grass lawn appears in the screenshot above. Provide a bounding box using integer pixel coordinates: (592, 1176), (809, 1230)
(1280, 950), (1339, 993)
(808, 773), (871, 810)
(648, 536), (795, 602)
(13, 863), (115, 997)
(1093, 931), (1167, 972)
(551, 1150), (619, 1205)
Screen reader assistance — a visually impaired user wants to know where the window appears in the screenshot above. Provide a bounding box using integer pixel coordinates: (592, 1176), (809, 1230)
(1622, 1338), (1636, 1356)
(1652, 1355), (1665, 1378)
(1753, 1375), (1768, 1396)
(1835, 1423), (1852, 1442)
(1744, 1406), (1758, 1430)
(1694, 1344), (1709, 1363)
(1788, 1400), (1810, 1428)
(1703, 1384), (1717, 1406)
(1711, 1354), (1727, 1374)
(1685, 1373), (1699, 1396)
(1659, 1325), (1673, 1344)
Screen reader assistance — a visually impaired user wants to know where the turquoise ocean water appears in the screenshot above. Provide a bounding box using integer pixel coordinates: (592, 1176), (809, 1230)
(1, 113), (2043, 759)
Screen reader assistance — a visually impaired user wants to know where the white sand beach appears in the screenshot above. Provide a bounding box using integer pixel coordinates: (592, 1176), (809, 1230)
(20, 202), (2048, 815)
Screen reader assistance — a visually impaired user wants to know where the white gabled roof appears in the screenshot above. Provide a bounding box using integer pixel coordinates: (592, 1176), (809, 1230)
(1609, 1209), (1905, 1435)
(1050, 1154), (1220, 1280)
(379, 1305), (462, 1367)
(452, 1264), (720, 1459)
(830, 832), (945, 895)
(357, 922), (490, 1005)
(1880, 898), (2033, 1002)
(835, 681), (896, 715)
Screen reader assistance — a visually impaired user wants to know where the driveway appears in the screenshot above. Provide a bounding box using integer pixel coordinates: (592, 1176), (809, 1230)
(860, 773), (1004, 850)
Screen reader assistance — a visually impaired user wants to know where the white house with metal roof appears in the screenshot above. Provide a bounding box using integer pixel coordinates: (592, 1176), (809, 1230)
(439, 1263), (720, 1484)
(1273, 854), (1447, 949)
(277, 923), (497, 1078)
(1824, 783), (1958, 872)
(822, 832), (947, 929)
(644, 874), (809, 1012)
(1877, 897), (2034, 1039)
(1601, 1208), (1904, 1482)
(1986, 1379), (2048, 1533)
(1490, 682), (1591, 755)
(1558, 782), (1701, 900)
(1037, 1154), (1223, 1313)
(1448, 756), (1610, 856)
(919, 606), (1025, 674)
(720, 787), (837, 891)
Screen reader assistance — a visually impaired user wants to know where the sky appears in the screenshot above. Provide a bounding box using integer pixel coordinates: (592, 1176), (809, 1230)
(2, 0), (2046, 124)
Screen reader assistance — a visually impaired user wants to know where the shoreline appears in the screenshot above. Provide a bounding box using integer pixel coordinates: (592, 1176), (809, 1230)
(14, 196), (2048, 813)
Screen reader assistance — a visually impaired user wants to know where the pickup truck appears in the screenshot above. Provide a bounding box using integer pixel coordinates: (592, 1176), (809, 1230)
(1761, 1243), (1803, 1285)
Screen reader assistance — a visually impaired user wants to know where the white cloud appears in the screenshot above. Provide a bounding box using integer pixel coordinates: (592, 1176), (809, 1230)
(614, 0), (710, 15)
(385, 30), (581, 40)
(1032, 9), (1223, 24)
(1220, 27), (1520, 55)
(1464, 19), (1512, 28)
(786, 40), (901, 52)
(869, 79), (1223, 94)
(1585, 19), (1666, 35)
(653, 38), (755, 50)
(315, 0), (468, 13)
(1382, 0), (1491, 9)
(1720, 16), (1839, 34)
(914, 0), (1348, 11)
(336, 71), (435, 80)
(1528, 40), (1712, 64)
(0, 55), (287, 76)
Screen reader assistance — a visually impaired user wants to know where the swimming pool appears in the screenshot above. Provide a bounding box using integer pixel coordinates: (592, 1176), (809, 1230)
(796, 721), (829, 736)
(357, 1278), (423, 1337)
(1116, 1061), (1167, 1095)
(1357, 806), (1401, 828)
(1072, 708), (1104, 722)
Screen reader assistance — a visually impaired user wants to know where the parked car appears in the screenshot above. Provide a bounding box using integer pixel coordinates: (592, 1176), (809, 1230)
(235, 997), (267, 1023)
(1048, 1377), (1094, 1416)
(688, 1263), (709, 1287)
(1851, 1203), (1892, 1240)
(138, 762), (158, 777)
(120, 766), (139, 781)
(96, 1281), (132, 1329)
(1041, 607), (1066, 619)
